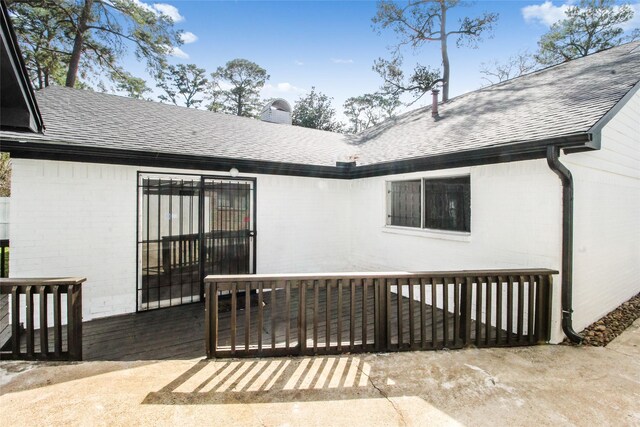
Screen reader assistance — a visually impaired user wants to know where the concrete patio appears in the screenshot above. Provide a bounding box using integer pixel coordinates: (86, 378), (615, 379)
(1, 319), (638, 426)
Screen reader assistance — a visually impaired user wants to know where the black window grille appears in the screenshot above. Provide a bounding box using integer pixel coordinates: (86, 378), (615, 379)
(424, 177), (470, 232)
(386, 176), (471, 232)
(387, 180), (421, 227)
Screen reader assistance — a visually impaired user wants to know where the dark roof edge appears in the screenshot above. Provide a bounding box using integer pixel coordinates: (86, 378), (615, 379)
(3, 133), (593, 180)
(586, 79), (640, 150)
(349, 133), (593, 178)
(1, 140), (347, 179)
(1, 0), (44, 133)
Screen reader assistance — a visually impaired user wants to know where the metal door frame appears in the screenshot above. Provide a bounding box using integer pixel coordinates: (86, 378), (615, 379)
(136, 171), (257, 312)
(198, 175), (257, 300)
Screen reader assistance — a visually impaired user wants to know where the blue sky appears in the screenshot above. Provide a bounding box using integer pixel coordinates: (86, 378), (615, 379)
(125, 0), (640, 120)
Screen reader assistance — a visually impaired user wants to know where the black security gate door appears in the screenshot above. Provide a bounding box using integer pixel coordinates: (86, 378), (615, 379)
(201, 178), (255, 279)
(138, 174), (256, 311)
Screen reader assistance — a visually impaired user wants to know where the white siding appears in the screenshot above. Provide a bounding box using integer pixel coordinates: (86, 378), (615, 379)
(564, 89), (640, 332)
(9, 160), (352, 321)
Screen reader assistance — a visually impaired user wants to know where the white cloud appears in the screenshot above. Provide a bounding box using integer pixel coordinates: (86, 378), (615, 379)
(180, 31), (198, 44)
(131, 1), (186, 23)
(620, 3), (640, 30)
(263, 82), (306, 94)
(166, 46), (189, 59)
(153, 3), (185, 23)
(522, 1), (569, 26)
(261, 83), (306, 105)
(294, 60), (304, 66)
(331, 58), (354, 64)
(131, 0), (156, 14)
(214, 81), (235, 91)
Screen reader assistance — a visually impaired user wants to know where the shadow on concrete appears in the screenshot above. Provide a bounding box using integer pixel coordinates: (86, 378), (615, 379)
(142, 355), (392, 405)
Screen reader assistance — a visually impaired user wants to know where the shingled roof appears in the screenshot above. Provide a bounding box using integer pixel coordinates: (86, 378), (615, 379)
(2, 85), (356, 167)
(1, 42), (639, 177)
(353, 41), (640, 166)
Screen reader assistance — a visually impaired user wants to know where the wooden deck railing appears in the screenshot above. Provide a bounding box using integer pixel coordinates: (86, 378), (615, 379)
(204, 270), (556, 358)
(160, 231), (249, 274)
(0, 278), (86, 361)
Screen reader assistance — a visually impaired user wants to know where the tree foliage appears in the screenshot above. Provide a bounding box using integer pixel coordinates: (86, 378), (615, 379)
(292, 87), (344, 132)
(373, 56), (442, 105)
(7, 0), (182, 89)
(116, 75), (151, 99)
(208, 59), (269, 117)
(8, 3), (68, 88)
(0, 154), (10, 197)
(373, 0), (498, 101)
(343, 92), (401, 133)
(535, 0), (639, 65)
(479, 51), (538, 86)
(157, 64), (208, 108)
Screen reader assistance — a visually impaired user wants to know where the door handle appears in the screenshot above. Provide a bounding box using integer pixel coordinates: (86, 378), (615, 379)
(248, 230), (256, 237)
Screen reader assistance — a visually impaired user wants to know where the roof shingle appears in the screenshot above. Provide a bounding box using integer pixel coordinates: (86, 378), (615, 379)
(1, 42), (638, 169)
(353, 42), (640, 165)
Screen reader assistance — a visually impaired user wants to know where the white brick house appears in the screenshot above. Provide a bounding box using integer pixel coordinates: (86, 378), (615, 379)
(1, 42), (638, 345)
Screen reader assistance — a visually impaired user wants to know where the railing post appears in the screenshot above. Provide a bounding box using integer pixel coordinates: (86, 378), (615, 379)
(204, 280), (220, 358)
(205, 281), (211, 358)
(375, 278), (389, 351)
(298, 280), (306, 355)
(53, 285), (62, 357)
(459, 277), (472, 346)
(542, 275), (553, 342)
(25, 285), (34, 358)
(11, 285), (19, 357)
(67, 284), (83, 361)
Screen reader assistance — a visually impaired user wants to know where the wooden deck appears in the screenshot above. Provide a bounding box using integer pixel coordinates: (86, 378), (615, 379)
(82, 303), (206, 361)
(83, 289), (476, 360)
(44, 289), (463, 361)
(10, 287), (528, 361)
(3, 271), (554, 361)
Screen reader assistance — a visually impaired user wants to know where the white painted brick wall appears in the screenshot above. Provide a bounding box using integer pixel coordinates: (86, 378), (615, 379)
(348, 162), (562, 272)
(347, 161), (565, 341)
(565, 89), (640, 332)
(10, 160), (137, 320)
(9, 161), (353, 320)
(256, 174), (352, 274)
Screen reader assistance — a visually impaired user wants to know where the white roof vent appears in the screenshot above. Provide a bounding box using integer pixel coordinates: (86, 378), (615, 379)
(260, 99), (292, 125)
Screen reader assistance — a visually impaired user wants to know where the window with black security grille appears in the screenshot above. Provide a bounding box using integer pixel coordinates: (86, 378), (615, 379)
(386, 176), (470, 232)
(424, 177), (470, 232)
(386, 180), (421, 227)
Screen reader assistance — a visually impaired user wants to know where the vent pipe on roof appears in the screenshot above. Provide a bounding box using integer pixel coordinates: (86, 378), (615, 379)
(431, 89), (440, 119)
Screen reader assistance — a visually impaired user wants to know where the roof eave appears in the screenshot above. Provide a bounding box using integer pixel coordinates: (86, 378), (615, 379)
(349, 133), (594, 179)
(2, 132), (594, 180)
(0, 140), (347, 179)
(0, 0), (44, 134)
(581, 79), (640, 152)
